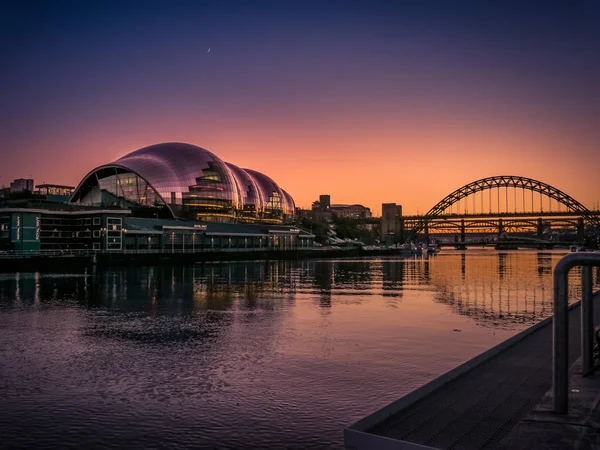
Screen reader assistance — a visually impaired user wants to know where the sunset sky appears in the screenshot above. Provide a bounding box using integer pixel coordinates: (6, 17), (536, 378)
(1, 0), (599, 215)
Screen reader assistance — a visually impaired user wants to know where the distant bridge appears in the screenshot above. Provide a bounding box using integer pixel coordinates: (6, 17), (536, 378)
(354, 176), (600, 244)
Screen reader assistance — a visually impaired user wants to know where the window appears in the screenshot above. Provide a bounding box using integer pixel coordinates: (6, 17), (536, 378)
(93, 230), (100, 238)
(93, 242), (100, 250)
(93, 217), (101, 226)
(106, 217), (123, 250)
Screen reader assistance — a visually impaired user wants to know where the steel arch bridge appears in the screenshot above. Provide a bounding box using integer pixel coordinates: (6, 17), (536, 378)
(408, 176), (600, 239)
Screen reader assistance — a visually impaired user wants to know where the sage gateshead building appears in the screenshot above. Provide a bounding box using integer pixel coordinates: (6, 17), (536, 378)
(0, 143), (314, 253)
(70, 142), (294, 224)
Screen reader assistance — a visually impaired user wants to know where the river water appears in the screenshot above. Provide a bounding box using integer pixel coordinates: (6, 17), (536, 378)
(0, 250), (597, 449)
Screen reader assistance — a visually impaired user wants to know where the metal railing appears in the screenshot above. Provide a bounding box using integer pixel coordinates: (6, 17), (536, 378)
(553, 253), (600, 413)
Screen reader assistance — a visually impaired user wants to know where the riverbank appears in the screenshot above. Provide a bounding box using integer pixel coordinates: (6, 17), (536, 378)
(0, 247), (413, 271)
(344, 292), (600, 450)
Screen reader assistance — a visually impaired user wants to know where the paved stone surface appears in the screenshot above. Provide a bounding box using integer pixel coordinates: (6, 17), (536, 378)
(497, 359), (600, 450)
(367, 294), (600, 450)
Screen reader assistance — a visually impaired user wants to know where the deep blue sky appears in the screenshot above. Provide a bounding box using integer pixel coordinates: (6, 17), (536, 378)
(1, 0), (599, 211)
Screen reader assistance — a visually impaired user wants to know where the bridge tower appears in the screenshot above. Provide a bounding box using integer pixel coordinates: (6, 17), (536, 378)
(381, 203), (403, 244)
(537, 218), (544, 239)
(460, 219), (466, 243)
(577, 218), (585, 242)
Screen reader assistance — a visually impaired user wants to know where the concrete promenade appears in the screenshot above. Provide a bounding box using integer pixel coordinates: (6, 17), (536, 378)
(497, 357), (600, 449)
(345, 293), (600, 450)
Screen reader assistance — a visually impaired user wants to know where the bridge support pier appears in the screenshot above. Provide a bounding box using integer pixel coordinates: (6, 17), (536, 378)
(577, 218), (585, 243)
(424, 223), (429, 244)
(537, 218), (544, 239)
(498, 218), (503, 236)
(460, 219), (466, 243)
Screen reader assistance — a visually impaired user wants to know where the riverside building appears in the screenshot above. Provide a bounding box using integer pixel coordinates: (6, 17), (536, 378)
(0, 143), (314, 253)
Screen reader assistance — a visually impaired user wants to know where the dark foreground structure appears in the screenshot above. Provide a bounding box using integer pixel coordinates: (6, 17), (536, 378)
(0, 207), (314, 254)
(345, 255), (600, 450)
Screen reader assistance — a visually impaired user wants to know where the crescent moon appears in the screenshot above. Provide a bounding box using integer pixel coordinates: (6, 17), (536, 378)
(207, 48), (211, 52)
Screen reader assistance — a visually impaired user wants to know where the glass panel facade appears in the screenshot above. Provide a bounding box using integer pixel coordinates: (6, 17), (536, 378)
(71, 142), (295, 224)
(242, 169), (285, 223)
(225, 162), (263, 221)
(97, 169), (162, 208)
(281, 189), (296, 223)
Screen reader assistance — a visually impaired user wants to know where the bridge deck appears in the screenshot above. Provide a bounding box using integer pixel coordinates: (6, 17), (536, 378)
(344, 293), (600, 450)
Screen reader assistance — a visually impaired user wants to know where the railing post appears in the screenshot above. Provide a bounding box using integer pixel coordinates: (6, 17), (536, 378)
(582, 266), (594, 376)
(553, 268), (569, 414)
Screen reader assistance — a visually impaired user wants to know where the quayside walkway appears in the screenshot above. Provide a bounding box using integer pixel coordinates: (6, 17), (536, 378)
(345, 293), (600, 450)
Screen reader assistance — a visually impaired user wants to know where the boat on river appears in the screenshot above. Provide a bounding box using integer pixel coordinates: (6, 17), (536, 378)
(426, 243), (440, 254)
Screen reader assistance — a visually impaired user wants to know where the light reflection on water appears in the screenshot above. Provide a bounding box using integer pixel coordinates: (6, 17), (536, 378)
(0, 250), (598, 449)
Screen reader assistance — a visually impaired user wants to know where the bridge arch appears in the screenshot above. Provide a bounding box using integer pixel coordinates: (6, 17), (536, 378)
(411, 176), (600, 236)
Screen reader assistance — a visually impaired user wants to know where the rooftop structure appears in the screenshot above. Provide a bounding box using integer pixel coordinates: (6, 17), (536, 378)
(70, 142), (295, 224)
(35, 184), (75, 196)
(331, 204), (372, 219)
(311, 195), (371, 219)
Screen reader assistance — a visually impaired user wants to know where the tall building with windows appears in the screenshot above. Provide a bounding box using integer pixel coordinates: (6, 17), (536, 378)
(311, 194), (370, 220)
(10, 178), (34, 193)
(381, 202), (404, 243)
(331, 204), (372, 219)
(319, 194), (331, 211)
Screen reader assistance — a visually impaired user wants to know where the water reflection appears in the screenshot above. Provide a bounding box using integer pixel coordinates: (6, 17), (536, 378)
(382, 261), (404, 297)
(1, 251), (600, 450)
(0, 252), (597, 333)
(537, 253), (553, 277)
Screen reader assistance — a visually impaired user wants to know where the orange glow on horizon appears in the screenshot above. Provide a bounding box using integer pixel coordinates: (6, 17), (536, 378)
(3, 2), (598, 217)
(7, 112), (596, 217)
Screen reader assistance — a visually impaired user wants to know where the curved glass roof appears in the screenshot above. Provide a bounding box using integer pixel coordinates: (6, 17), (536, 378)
(225, 162), (263, 218)
(281, 189), (295, 218)
(70, 142), (295, 224)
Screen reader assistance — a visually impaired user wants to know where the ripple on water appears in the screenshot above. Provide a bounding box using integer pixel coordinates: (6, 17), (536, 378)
(0, 253), (596, 449)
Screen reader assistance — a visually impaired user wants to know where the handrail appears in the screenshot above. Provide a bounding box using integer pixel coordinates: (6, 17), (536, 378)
(553, 253), (600, 413)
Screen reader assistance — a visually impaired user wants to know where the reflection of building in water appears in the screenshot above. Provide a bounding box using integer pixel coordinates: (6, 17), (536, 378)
(311, 261), (333, 306)
(498, 253), (506, 281)
(537, 253), (552, 277)
(0, 261), (303, 317)
(0, 270), (96, 308)
(81, 263), (301, 345)
(382, 261), (404, 297)
(312, 261), (379, 297)
(3, 259), (598, 336)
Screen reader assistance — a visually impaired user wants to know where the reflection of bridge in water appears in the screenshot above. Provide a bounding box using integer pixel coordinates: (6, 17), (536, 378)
(297, 255), (600, 328)
(298, 254), (598, 329)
